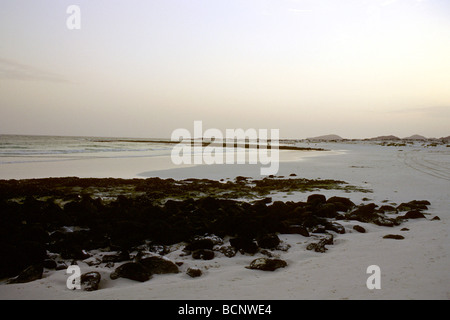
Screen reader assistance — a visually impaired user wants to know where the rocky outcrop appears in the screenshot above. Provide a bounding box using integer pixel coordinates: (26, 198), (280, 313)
(0, 177), (437, 281)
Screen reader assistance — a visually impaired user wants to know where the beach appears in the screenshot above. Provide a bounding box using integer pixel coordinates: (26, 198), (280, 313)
(0, 138), (449, 300)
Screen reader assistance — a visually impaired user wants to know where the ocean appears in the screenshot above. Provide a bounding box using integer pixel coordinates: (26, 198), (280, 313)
(0, 135), (174, 158)
(0, 135), (178, 180)
(0, 134), (316, 180)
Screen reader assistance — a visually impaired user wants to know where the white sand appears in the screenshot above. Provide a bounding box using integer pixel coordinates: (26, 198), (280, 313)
(0, 141), (449, 300)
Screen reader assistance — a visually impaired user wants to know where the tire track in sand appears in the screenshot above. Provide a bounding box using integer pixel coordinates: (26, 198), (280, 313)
(397, 149), (450, 181)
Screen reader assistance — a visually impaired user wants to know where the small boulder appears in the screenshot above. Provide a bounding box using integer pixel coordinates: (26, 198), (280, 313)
(43, 259), (57, 269)
(8, 264), (43, 284)
(186, 268), (202, 278)
(383, 234), (404, 240)
(353, 225), (366, 233)
(192, 249), (215, 260)
(326, 222), (345, 234)
(306, 234), (334, 253)
(402, 211), (426, 219)
(397, 200), (429, 212)
(307, 194), (326, 206)
(315, 203), (339, 218)
(184, 238), (215, 252)
(110, 262), (151, 282)
(81, 271), (101, 291)
(139, 256), (179, 274)
(256, 234), (280, 249)
(246, 258), (287, 271)
(326, 196), (355, 211)
(102, 251), (130, 263)
(378, 205), (397, 213)
(55, 262), (68, 271)
(283, 224), (310, 237)
(229, 237), (259, 254)
(216, 245), (237, 258)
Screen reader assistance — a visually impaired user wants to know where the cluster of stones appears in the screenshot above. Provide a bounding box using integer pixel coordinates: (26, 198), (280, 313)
(0, 178), (437, 289)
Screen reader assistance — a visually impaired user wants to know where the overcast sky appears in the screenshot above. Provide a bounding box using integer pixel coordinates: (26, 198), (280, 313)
(1, 0), (449, 139)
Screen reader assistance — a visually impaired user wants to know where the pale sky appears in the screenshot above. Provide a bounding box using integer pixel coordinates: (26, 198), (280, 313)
(1, 0), (449, 139)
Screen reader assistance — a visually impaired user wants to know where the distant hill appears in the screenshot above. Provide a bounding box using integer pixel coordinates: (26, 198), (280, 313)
(307, 134), (344, 141)
(403, 134), (427, 140)
(368, 135), (401, 141)
(440, 136), (450, 142)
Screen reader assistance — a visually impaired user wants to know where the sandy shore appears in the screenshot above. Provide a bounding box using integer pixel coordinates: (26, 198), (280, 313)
(0, 141), (448, 300)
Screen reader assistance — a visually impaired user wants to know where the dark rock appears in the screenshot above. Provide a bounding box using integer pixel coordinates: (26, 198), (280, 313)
(109, 220), (147, 250)
(345, 203), (396, 226)
(397, 200), (429, 212)
(8, 264), (43, 284)
(400, 228), (409, 231)
(186, 268), (202, 278)
(229, 237), (259, 254)
(192, 249), (215, 260)
(260, 249), (276, 257)
(22, 225), (50, 244)
(306, 234), (334, 253)
(378, 205), (397, 213)
(352, 203), (377, 215)
(373, 216), (398, 227)
(283, 224), (310, 237)
(315, 203), (339, 218)
(216, 245), (237, 258)
(276, 243), (291, 252)
(102, 251), (130, 263)
(256, 234), (280, 249)
(383, 234), (404, 240)
(246, 258), (287, 271)
(184, 238), (215, 251)
(307, 194), (326, 206)
(431, 216), (440, 221)
(0, 243), (22, 278)
(408, 200), (430, 207)
(81, 271), (101, 291)
(353, 225), (366, 233)
(0, 241), (47, 278)
(110, 262), (151, 282)
(139, 256), (179, 274)
(303, 215), (327, 229)
(396, 203), (413, 212)
(61, 247), (90, 260)
(310, 225), (327, 234)
(326, 196), (355, 212)
(326, 222), (345, 234)
(43, 259), (57, 269)
(254, 197), (272, 205)
(55, 262), (68, 270)
(402, 211), (426, 219)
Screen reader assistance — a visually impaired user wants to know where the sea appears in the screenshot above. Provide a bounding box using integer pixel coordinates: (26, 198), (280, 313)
(0, 135), (174, 159)
(0, 135), (178, 180)
(0, 134), (313, 180)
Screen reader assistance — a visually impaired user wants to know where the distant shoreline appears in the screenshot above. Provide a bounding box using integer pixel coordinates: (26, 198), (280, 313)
(91, 139), (328, 151)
